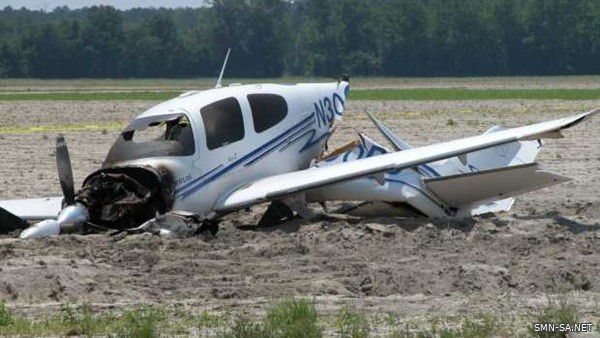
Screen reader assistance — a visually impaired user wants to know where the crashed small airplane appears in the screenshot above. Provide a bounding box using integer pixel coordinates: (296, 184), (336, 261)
(0, 52), (598, 238)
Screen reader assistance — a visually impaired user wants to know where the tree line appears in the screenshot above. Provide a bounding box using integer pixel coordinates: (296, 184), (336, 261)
(1, 0), (599, 78)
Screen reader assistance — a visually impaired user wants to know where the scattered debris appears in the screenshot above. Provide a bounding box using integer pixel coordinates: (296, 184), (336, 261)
(126, 211), (216, 238)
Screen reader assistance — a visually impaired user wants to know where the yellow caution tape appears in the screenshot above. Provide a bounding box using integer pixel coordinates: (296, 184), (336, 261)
(0, 122), (125, 135)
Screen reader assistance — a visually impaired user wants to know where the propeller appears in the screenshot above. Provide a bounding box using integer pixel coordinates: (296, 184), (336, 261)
(20, 136), (88, 239)
(56, 135), (76, 205)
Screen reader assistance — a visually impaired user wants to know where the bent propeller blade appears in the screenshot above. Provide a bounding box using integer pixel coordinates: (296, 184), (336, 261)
(56, 135), (76, 205)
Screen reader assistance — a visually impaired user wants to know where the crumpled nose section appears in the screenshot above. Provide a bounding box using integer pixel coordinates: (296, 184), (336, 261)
(77, 166), (174, 229)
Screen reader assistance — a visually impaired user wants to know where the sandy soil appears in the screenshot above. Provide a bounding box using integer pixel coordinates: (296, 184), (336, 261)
(0, 99), (599, 329)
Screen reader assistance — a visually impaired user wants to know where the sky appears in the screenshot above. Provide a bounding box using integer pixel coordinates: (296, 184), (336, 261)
(1, 0), (204, 10)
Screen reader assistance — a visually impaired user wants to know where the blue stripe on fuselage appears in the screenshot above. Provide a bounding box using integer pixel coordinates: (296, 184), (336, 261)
(174, 164), (222, 194)
(245, 122), (315, 166)
(177, 113), (316, 199)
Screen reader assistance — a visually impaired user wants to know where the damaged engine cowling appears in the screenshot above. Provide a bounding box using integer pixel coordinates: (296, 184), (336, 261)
(75, 166), (174, 230)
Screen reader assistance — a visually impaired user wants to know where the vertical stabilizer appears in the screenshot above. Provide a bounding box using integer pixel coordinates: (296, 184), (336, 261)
(364, 111), (412, 151)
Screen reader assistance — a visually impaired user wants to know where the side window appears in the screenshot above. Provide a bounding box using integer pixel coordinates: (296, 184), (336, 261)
(248, 94), (288, 133)
(200, 97), (244, 150)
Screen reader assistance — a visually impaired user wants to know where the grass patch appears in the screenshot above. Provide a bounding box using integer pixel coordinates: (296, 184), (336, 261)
(0, 297), (596, 337)
(335, 307), (370, 338)
(351, 88), (600, 101)
(220, 298), (322, 338)
(115, 306), (166, 338)
(528, 297), (580, 338)
(0, 303), (166, 337)
(0, 301), (14, 327)
(1, 88), (599, 101)
(266, 298), (322, 338)
(1, 76), (599, 91)
(0, 299), (322, 337)
(0, 303), (124, 337)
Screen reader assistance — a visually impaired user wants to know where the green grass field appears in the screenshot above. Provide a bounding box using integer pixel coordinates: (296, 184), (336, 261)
(1, 88), (599, 101)
(1, 297), (594, 337)
(1, 76), (599, 101)
(1, 76), (599, 91)
(352, 88), (600, 100)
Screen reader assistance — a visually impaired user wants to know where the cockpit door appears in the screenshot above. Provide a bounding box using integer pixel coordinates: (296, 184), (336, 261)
(193, 96), (252, 168)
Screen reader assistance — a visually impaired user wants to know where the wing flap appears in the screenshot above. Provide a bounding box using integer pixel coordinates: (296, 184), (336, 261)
(216, 109), (598, 211)
(424, 163), (570, 207)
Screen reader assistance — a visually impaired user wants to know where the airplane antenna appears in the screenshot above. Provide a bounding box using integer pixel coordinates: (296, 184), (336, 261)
(215, 48), (231, 89)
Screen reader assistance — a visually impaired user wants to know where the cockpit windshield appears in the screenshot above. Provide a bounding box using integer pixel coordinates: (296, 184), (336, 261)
(103, 113), (195, 166)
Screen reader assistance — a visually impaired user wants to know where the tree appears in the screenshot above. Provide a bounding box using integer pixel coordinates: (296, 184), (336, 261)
(124, 12), (186, 77)
(207, 0), (289, 77)
(376, 0), (428, 76)
(80, 5), (125, 77)
(22, 24), (68, 78)
(1, 1), (599, 78)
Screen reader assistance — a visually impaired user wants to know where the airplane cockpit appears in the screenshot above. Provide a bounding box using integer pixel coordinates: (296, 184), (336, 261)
(103, 113), (195, 167)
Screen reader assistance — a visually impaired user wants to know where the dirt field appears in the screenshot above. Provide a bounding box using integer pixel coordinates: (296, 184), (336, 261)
(1, 96), (599, 333)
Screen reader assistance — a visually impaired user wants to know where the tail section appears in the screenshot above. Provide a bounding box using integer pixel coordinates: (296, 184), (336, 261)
(314, 112), (586, 218)
(461, 126), (543, 172)
(425, 125), (562, 216)
(423, 163), (570, 214)
(414, 122), (567, 216)
(365, 111), (546, 175)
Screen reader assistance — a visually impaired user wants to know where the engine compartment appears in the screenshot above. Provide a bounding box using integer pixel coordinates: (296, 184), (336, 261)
(75, 166), (174, 229)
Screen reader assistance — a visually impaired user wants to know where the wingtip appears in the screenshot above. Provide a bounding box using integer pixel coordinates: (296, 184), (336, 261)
(560, 108), (599, 130)
(580, 107), (600, 120)
(588, 108), (600, 116)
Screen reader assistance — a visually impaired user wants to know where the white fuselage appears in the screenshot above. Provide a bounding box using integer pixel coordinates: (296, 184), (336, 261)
(104, 82), (349, 217)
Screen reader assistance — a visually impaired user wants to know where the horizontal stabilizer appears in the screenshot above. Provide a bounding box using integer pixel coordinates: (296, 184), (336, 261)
(0, 197), (63, 220)
(424, 163), (570, 207)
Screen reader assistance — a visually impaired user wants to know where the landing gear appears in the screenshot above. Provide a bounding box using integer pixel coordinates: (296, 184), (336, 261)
(199, 219), (219, 236)
(258, 201), (294, 227)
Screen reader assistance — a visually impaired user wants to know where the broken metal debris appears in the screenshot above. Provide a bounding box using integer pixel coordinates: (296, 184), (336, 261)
(77, 167), (173, 230)
(126, 211), (217, 238)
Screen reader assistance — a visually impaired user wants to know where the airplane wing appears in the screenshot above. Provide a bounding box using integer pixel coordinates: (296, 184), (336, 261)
(0, 197), (63, 220)
(216, 109), (598, 211)
(0, 196), (63, 233)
